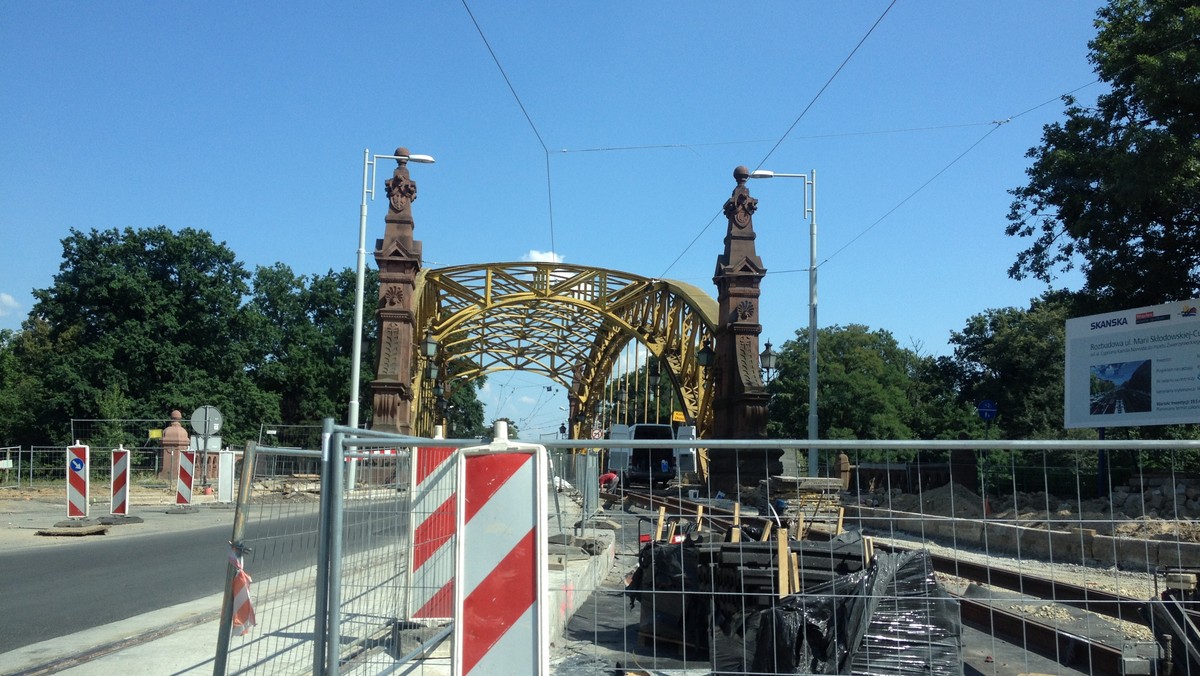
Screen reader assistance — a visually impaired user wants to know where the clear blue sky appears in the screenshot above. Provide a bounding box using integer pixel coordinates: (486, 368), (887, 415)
(1, 2), (1105, 436)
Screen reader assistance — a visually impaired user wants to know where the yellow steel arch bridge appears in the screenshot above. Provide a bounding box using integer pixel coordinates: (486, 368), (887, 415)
(408, 262), (717, 441)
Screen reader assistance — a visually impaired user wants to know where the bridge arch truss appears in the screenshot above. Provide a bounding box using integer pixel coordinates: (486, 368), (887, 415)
(409, 262), (717, 438)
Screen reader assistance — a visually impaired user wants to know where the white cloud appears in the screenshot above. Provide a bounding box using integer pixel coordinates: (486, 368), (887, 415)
(0, 293), (19, 317)
(521, 249), (564, 264)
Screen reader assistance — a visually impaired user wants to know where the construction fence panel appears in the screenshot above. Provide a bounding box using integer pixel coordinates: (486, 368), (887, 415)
(554, 437), (1200, 676)
(210, 433), (1200, 675)
(0, 446), (164, 490)
(0, 446), (24, 488)
(547, 449), (601, 524)
(215, 431), (464, 676)
(217, 442), (329, 676)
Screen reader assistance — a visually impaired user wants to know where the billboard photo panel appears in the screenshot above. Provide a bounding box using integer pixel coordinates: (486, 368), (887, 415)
(1065, 299), (1200, 428)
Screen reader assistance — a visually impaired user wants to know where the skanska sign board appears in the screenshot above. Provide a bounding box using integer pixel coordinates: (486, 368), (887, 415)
(1065, 299), (1200, 428)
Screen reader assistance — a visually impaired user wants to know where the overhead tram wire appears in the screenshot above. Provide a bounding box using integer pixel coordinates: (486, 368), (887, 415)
(814, 64), (1171, 270)
(461, 0), (558, 256)
(663, 51), (1162, 279)
(658, 0), (898, 279)
(755, 0), (898, 169)
(815, 34), (1200, 269)
(556, 122), (995, 155)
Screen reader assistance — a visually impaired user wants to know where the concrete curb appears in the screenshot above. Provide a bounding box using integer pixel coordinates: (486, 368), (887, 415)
(548, 529), (617, 645)
(847, 505), (1200, 569)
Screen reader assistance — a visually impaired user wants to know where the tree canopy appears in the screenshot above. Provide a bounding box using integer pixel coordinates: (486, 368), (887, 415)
(766, 324), (976, 445)
(947, 290), (1081, 440)
(1006, 0), (1200, 308)
(0, 226), (488, 447)
(4, 227), (279, 444)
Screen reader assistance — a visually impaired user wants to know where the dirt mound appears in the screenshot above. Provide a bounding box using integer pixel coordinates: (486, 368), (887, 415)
(886, 483), (987, 519)
(1113, 517), (1200, 542)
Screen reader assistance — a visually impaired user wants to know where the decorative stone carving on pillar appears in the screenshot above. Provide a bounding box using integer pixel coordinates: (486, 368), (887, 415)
(709, 166), (781, 490)
(160, 409), (189, 482)
(371, 147), (424, 434)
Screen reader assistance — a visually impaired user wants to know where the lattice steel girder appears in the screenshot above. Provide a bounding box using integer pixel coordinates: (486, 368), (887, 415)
(411, 263), (717, 435)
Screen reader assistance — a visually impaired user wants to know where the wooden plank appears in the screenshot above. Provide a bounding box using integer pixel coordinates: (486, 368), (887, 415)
(759, 520), (774, 542)
(730, 503), (741, 543)
(791, 552), (800, 594)
(654, 506), (666, 541)
(777, 531), (789, 598)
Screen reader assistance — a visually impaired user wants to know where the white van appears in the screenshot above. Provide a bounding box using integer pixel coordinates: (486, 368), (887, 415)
(607, 423), (697, 488)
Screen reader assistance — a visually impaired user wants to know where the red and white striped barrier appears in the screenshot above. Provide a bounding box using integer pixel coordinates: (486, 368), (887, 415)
(452, 437), (548, 675)
(346, 448), (398, 459)
(176, 451), (195, 505)
(407, 446), (457, 620)
(66, 443), (89, 519)
(111, 446), (130, 516)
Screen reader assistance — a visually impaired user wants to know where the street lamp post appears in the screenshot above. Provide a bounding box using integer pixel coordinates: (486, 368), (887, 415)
(749, 169), (818, 477)
(347, 148), (435, 429)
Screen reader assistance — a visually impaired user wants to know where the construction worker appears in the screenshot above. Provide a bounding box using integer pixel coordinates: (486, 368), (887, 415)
(599, 470), (620, 492)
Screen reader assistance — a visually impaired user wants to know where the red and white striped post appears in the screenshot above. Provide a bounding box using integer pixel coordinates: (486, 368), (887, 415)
(176, 450), (195, 505)
(110, 445), (130, 516)
(66, 443), (89, 519)
(452, 425), (548, 675)
(406, 446), (457, 620)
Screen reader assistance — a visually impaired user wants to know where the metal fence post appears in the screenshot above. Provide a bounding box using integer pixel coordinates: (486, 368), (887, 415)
(213, 440), (257, 676)
(314, 418), (334, 676)
(327, 429), (346, 676)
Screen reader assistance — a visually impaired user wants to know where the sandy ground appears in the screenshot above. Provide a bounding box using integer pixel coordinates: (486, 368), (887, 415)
(0, 484), (234, 550)
(877, 481), (1200, 542)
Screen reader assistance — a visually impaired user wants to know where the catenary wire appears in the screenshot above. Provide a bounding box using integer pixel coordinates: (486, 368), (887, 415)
(658, 0), (897, 278)
(461, 0), (558, 258)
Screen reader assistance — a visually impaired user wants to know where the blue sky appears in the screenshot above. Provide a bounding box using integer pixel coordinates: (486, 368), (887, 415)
(1, 2), (1105, 437)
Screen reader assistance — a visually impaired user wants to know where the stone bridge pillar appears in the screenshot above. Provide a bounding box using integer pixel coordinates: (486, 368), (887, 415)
(370, 148), (423, 434)
(710, 166), (781, 491)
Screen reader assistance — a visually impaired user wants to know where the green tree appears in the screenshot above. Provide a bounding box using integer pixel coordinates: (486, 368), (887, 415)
(947, 290), (1082, 440)
(15, 226), (279, 444)
(604, 357), (677, 427)
(0, 327), (56, 446)
(1006, 0), (1200, 308)
(246, 264), (377, 426)
(768, 325), (923, 442)
(905, 353), (984, 441)
(444, 378), (487, 438)
(433, 357), (488, 438)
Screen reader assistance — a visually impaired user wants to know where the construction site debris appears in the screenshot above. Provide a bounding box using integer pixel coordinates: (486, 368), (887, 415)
(724, 550), (962, 675)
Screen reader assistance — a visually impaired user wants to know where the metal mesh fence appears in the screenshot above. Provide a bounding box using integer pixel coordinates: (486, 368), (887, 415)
(218, 443), (327, 675)
(554, 439), (1200, 676)
(0, 445), (164, 488)
(0, 446), (17, 488)
(217, 432), (456, 676)
(208, 434), (1200, 675)
(70, 417), (171, 451)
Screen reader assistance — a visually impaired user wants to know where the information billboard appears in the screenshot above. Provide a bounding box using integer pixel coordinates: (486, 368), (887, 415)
(1065, 299), (1200, 428)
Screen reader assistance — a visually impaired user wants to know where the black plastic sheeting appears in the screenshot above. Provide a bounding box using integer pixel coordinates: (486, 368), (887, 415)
(627, 538), (712, 652)
(715, 550), (962, 675)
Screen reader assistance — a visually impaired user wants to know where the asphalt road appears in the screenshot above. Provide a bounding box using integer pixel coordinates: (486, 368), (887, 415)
(0, 507), (237, 654)
(0, 498), (402, 656)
